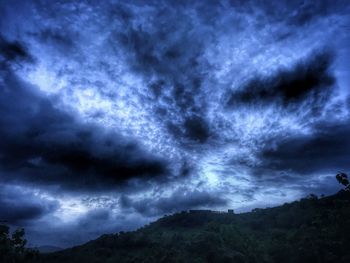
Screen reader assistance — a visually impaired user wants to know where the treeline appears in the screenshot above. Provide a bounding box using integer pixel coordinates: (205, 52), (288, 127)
(3, 173), (350, 263)
(36, 190), (350, 263)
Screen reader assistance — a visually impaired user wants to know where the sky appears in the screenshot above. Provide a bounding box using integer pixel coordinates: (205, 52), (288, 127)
(0, 0), (349, 248)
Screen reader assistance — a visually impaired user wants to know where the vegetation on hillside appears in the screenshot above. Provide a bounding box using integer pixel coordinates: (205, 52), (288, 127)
(36, 190), (350, 263)
(3, 173), (350, 263)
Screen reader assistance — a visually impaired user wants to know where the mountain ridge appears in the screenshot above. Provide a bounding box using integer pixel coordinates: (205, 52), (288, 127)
(37, 190), (350, 263)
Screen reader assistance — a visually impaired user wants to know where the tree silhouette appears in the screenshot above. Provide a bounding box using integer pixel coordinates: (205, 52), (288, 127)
(336, 172), (350, 190)
(0, 224), (38, 263)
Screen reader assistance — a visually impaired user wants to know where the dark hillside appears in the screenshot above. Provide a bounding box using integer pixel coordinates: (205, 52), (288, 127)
(37, 191), (350, 263)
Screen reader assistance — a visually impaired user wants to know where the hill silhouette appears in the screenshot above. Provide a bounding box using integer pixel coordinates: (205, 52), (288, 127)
(34, 190), (350, 263)
(35, 246), (63, 254)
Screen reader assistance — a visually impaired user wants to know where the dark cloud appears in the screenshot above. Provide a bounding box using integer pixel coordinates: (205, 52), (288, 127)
(112, 0), (347, 147)
(0, 0), (348, 248)
(167, 115), (211, 144)
(0, 35), (33, 63)
(0, 38), (169, 191)
(0, 185), (58, 224)
(120, 189), (227, 217)
(115, 5), (211, 145)
(227, 51), (335, 109)
(183, 116), (211, 143)
(257, 121), (350, 175)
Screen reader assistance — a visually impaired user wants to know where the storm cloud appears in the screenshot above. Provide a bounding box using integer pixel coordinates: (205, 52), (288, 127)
(0, 184), (58, 224)
(258, 120), (350, 175)
(0, 0), (349, 247)
(0, 36), (169, 191)
(227, 51), (335, 109)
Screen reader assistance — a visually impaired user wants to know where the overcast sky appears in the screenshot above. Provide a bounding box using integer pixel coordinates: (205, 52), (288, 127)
(0, 0), (349, 248)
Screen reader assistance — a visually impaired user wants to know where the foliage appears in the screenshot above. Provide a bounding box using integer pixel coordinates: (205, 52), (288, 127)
(0, 224), (38, 263)
(35, 190), (350, 263)
(336, 172), (350, 190)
